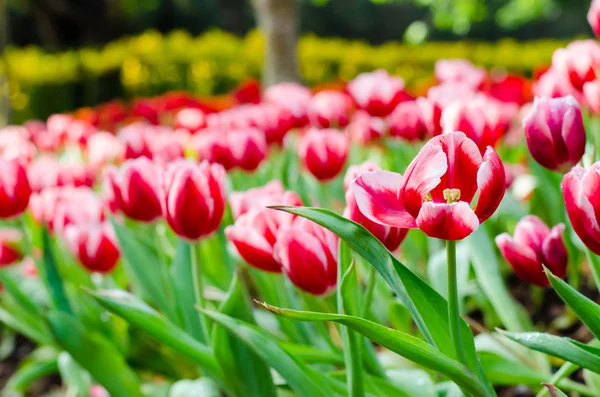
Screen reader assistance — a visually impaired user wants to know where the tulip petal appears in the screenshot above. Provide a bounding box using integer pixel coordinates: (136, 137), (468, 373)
(351, 171), (417, 229)
(541, 224), (568, 279)
(474, 148), (506, 222)
(225, 225), (281, 273)
(513, 215), (550, 253)
(496, 233), (548, 287)
(415, 201), (479, 240)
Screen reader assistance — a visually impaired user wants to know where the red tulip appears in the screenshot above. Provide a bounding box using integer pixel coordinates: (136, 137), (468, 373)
(233, 79), (261, 105)
(584, 81), (600, 115)
(105, 158), (163, 223)
(193, 130), (236, 170)
(0, 228), (23, 267)
(229, 128), (268, 172)
(496, 216), (567, 287)
(343, 162), (381, 191)
(552, 40), (600, 91)
(488, 74), (530, 106)
(434, 59), (486, 90)
(174, 108), (207, 134)
(423, 83), (478, 136)
(64, 222), (120, 273)
(226, 207), (293, 273)
(229, 180), (302, 220)
(298, 128), (349, 181)
(308, 91), (353, 128)
(522, 96), (586, 172)
(562, 162), (600, 255)
(86, 132), (125, 170)
(274, 217), (337, 296)
(264, 83), (312, 128)
(347, 69), (409, 117)
(387, 101), (428, 142)
(118, 122), (154, 159)
(346, 111), (385, 146)
(0, 158), (31, 219)
(161, 160), (226, 241)
(351, 131), (505, 240)
(590, 0), (600, 37)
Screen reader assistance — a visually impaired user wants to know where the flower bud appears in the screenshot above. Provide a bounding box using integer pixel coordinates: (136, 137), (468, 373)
(298, 128), (349, 181)
(308, 91), (353, 128)
(64, 222), (120, 274)
(522, 96), (586, 172)
(496, 216), (567, 287)
(229, 180), (302, 220)
(0, 158), (32, 218)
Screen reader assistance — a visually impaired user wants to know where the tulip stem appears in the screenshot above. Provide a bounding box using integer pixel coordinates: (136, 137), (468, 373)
(191, 242), (211, 343)
(447, 240), (468, 367)
(360, 266), (376, 318)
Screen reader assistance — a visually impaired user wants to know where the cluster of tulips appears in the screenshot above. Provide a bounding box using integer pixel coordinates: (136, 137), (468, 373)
(1, 4), (600, 397)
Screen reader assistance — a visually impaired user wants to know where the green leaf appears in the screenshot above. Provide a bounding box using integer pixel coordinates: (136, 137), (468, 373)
(280, 342), (344, 365)
(171, 239), (204, 341)
(110, 217), (178, 322)
(546, 268), (600, 340)
(213, 275), (276, 397)
(57, 352), (92, 397)
(40, 227), (72, 314)
(87, 289), (221, 379)
(47, 311), (144, 397)
(272, 206), (493, 395)
(6, 357), (58, 392)
(499, 330), (600, 374)
(201, 309), (335, 397)
(0, 270), (40, 313)
(259, 303), (486, 397)
(479, 352), (545, 386)
(0, 305), (53, 345)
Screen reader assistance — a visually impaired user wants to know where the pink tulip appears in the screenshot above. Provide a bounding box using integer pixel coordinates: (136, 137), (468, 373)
(423, 83), (478, 136)
(346, 111), (385, 146)
(46, 113), (75, 147)
(86, 132), (125, 170)
(161, 160), (226, 241)
(496, 216), (567, 287)
(264, 83), (312, 128)
(148, 128), (186, 164)
(351, 131), (505, 240)
(308, 91), (353, 128)
(0, 158), (32, 219)
(193, 130), (237, 171)
(64, 222), (120, 273)
(0, 131), (36, 165)
(274, 217), (338, 296)
(562, 162), (600, 255)
(584, 81), (600, 115)
(66, 120), (96, 146)
(28, 155), (94, 193)
(229, 180), (302, 220)
(229, 128), (268, 172)
(552, 40), (600, 91)
(590, 0), (600, 37)
(522, 96), (586, 172)
(298, 128), (349, 181)
(174, 108), (207, 134)
(533, 67), (581, 100)
(343, 162), (381, 191)
(105, 158), (163, 223)
(434, 59), (487, 90)
(347, 69), (409, 117)
(117, 122), (154, 160)
(387, 101), (428, 142)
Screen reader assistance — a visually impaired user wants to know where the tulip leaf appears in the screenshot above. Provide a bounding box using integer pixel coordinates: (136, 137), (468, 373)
(40, 227), (72, 314)
(258, 303), (486, 397)
(272, 206), (494, 395)
(0, 305), (53, 345)
(212, 275), (276, 397)
(499, 330), (600, 374)
(279, 342), (345, 365)
(200, 309), (335, 397)
(110, 217), (178, 322)
(546, 268), (600, 341)
(87, 289), (222, 379)
(5, 356), (58, 393)
(46, 311), (144, 397)
(479, 352), (546, 386)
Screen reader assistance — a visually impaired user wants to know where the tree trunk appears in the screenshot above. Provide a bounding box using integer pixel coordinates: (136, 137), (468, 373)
(252, 0), (301, 87)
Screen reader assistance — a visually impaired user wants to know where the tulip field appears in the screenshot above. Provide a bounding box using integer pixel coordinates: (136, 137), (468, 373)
(2, 3), (600, 397)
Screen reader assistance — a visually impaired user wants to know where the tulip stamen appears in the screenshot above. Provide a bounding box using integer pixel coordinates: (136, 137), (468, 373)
(444, 188), (461, 204)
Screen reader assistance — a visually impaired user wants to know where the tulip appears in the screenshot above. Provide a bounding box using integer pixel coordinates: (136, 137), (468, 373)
(298, 128), (349, 181)
(533, 67), (581, 100)
(274, 217), (338, 296)
(496, 216), (567, 287)
(105, 158), (163, 222)
(226, 208), (293, 273)
(387, 101), (428, 142)
(46, 113), (75, 145)
(66, 120), (96, 146)
(522, 96), (586, 172)
(229, 128), (268, 172)
(434, 59), (486, 90)
(248, 104), (294, 145)
(28, 155), (94, 192)
(0, 132), (36, 165)
(488, 74), (529, 106)
(344, 189), (407, 251)
(86, 132), (125, 170)
(343, 161), (381, 191)
(0, 228), (23, 267)
(0, 158), (32, 219)
(229, 180), (302, 220)
(423, 83), (478, 136)
(584, 81), (600, 114)
(552, 40), (600, 91)
(148, 128), (186, 164)
(162, 160), (226, 241)
(562, 162), (600, 255)
(590, 0), (600, 37)
(351, 131), (505, 240)
(233, 79), (261, 104)
(64, 222), (120, 273)
(346, 111), (385, 146)
(347, 69), (409, 117)
(308, 91), (353, 128)
(264, 82), (312, 128)
(193, 130), (237, 170)
(175, 108), (207, 134)
(118, 122), (154, 159)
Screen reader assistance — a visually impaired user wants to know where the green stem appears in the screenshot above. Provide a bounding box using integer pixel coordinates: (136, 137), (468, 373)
(191, 242), (211, 342)
(447, 240), (468, 366)
(360, 266), (376, 318)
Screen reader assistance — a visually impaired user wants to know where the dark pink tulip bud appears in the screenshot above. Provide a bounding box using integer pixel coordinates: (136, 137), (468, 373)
(590, 0), (600, 37)
(64, 222), (120, 274)
(0, 158), (32, 219)
(226, 207), (294, 273)
(552, 40), (600, 91)
(105, 158), (163, 223)
(174, 108), (207, 134)
(229, 180), (302, 220)
(117, 122), (154, 160)
(522, 96), (586, 172)
(274, 217), (338, 296)
(344, 189), (407, 251)
(347, 111), (385, 146)
(308, 91), (353, 128)
(434, 59), (487, 90)
(229, 128), (268, 172)
(584, 81), (600, 115)
(264, 83), (312, 129)
(347, 69), (409, 117)
(0, 228), (23, 267)
(162, 160), (226, 241)
(86, 132), (125, 171)
(298, 128), (349, 181)
(343, 161), (381, 192)
(496, 216), (567, 287)
(387, 101), (428, 142)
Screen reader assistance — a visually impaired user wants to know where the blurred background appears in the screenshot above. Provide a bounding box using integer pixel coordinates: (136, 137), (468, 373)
(0, 0), (595, 125)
